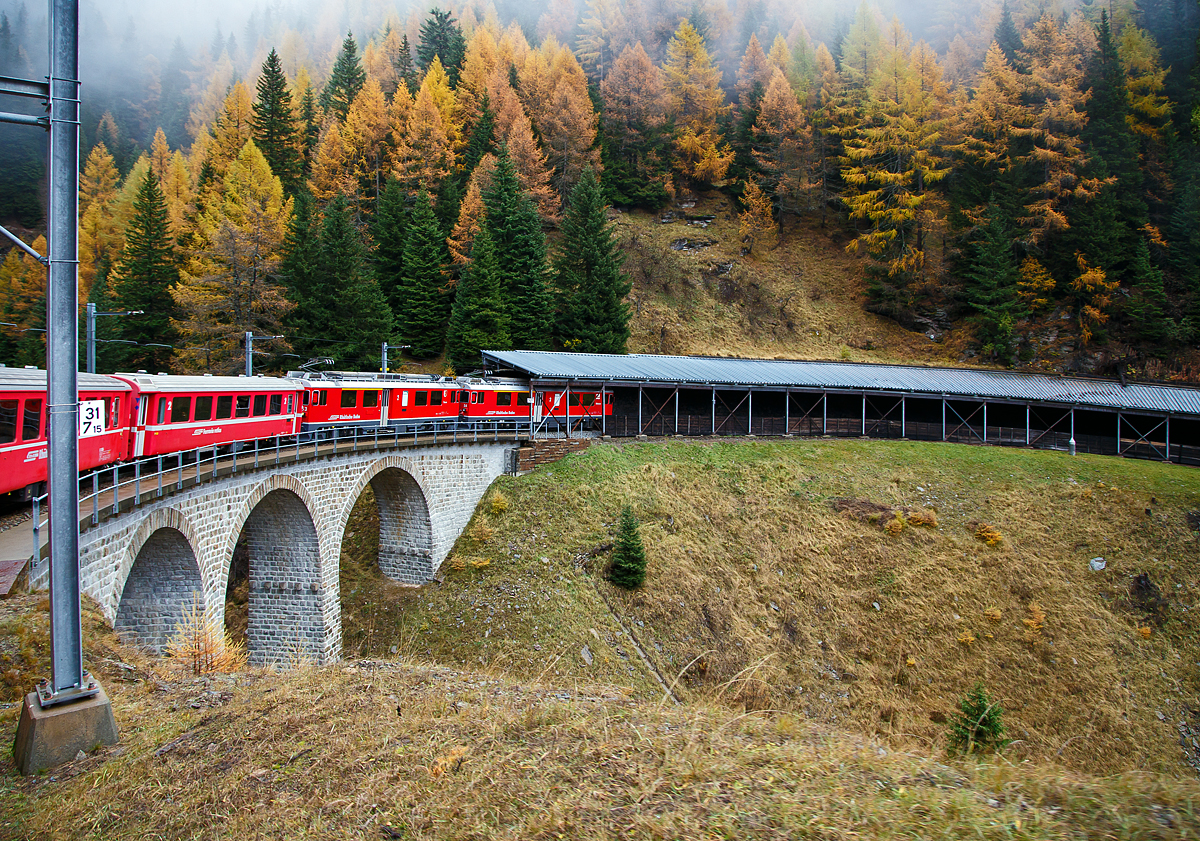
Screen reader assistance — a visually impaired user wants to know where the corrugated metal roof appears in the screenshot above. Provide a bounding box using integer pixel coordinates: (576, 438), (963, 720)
(481, 351), (1200, 417)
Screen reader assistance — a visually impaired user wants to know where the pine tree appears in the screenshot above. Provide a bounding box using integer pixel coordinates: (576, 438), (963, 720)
(608, 506), (646, 589)
(752, 68), (811, 217)
(172, 141), (294, 374)
(445, 226), (510, 371)
(252, 49), (303, 195)
(483, 150), (552, 350)
(552, 167), (632, 353)
(321, 34), (366, 123)
(394, 33), (418, 95)
(309, 194), (394, 368)
(372, 177), (409, 320)
(417, 9), (466, 87)
(963, 204), (1021, 358)
(460, 94), (496, 181)
(664, 19), (733, 185)
(1079, 11), (1144, 275)
(738, 178), (778, 255)
(111, 168), (179, 373)
(994, 1), (1023, 69)
(600, 42), (671, 206)
(299, 83), (321, 169)
(399, 190), (451, 358)
(1125, 238), (1171, 345)
(279, 189), (321, 357)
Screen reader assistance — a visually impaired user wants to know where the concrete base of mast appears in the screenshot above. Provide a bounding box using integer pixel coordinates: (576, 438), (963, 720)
(12, 679), (118, 775)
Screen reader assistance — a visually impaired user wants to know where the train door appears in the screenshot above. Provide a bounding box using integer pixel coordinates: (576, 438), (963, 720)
(134, 394), (149, 456)
(379, 388), (391, 426)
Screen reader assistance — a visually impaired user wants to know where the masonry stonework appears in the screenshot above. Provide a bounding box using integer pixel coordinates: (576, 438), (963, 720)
(48, 441), (513, 665)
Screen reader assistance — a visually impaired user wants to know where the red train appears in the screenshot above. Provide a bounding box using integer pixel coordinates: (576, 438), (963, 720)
(0, 367), (610, 500)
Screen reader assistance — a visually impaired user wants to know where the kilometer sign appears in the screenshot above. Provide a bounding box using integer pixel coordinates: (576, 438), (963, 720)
(79, 400), (106, 438)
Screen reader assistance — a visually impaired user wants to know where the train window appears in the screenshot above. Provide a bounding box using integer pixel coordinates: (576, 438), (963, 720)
(253, 395), (268, 416)
(235, 395), (251, 418)
(157, 398), (167, 424)
(194, 395), (213, 421)
(340, 391), (357, 409)
(579, 394), (596, 407)
(496, 392), (512, 406)
(110, 397), (119, 427)
(415, 391), (428, 407)
(22, 399), (42, 440)
(363, 391), (378, 408)
(302, 391), (309, 406)
(216, 395), (233, 419)
(318, 390), (329, 406)
(170, 396), (191, 423)
(269, 394), (282, 415)
(286, 396), (293, 413)
(605, 393), (613, 405)
(568, 393), (581, 406)
(430, 391), (442, 406)
(0, 400), (17, 444)
(459, 391), (469, 403)
(517, 393), (531, 406)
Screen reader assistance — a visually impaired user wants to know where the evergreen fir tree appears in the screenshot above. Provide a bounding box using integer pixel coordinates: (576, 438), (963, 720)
(994, 1), (1023, 70)
(416, 9), (466, 87)
(1126, 238), (1171, 345)
(111, 168), (178, 373)
(372, 177), (409, 320)
(300, 83), (321, 170)
(552, 167), (632, 353)
(608, 506), (647, 589)
(460, 95), (496, 182)
(445, 226), (509, 372)
(1080, 11), (1144, 275)
(279, 190), (321, 357)
(395, 34), (418, 95)
(252, 49), (303, 194)
(312, 194), (394, 368)
(963, 204), (1021, 359)
(482, 150), (552, 350)
(399, 190), (451, 358)
(320, 33), (366, 122)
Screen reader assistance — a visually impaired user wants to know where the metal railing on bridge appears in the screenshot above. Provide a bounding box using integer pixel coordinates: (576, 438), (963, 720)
(30, 419), (527, 566)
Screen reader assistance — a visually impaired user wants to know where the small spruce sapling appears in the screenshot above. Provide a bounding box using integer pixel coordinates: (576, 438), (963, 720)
(609, 506), (647, 589)
(948, 682), (1008, 753)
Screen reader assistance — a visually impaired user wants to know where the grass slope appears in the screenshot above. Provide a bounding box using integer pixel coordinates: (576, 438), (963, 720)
(343, 439), (1200, 777)
(4, 439), (1200, 839)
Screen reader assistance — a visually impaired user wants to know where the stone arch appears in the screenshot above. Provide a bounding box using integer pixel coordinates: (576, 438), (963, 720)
(114, 515), (204, 654)
(228, 477), (328, 665)
(339, 457), (434, 585)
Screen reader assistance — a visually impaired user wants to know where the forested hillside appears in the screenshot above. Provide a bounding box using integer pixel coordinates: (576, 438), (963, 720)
(0, 0), (1197, 377)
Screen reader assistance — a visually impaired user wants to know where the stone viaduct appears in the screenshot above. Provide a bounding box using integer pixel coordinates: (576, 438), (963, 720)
(34, 441), (515, 666)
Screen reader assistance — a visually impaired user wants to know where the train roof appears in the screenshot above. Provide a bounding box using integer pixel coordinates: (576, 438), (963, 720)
(287, 370), (456, 384)
(0, 367), (131, 392)
(110, 373), (301, 392)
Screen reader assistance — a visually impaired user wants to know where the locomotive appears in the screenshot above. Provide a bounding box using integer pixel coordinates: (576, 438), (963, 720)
(0, 366), (610, 500)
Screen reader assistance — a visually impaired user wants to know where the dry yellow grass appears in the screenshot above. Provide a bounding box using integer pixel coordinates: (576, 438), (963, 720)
(610, 198), (961, 365)
(3, 649), (1199, 840)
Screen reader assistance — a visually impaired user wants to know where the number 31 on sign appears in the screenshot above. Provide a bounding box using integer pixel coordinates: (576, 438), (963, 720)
(79, 400), (106, 438)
